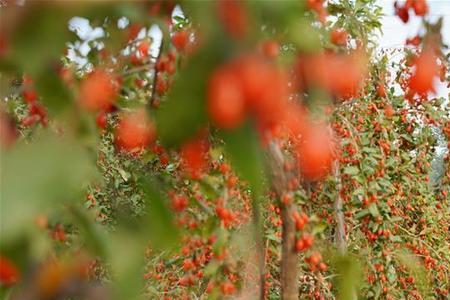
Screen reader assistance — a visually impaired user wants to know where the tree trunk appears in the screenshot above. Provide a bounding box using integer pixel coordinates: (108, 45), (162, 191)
(280, 203), (299, 300)
(267, 142), (299, 300)
(334, 161), (347, 254)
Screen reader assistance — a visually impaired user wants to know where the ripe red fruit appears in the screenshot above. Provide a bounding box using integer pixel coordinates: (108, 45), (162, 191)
(330, 29), (348, 46)
(281, 103), (307, 140)
(297, 124), (335, 181)
(21, 115), (39, 127)
(408, 48), (439, 96)
(220, 281), (236, 295)
(307, 0), (327, 22)
(171, 194), (188, 212)
(216, 0), (248, 38)
(329, 52), (367, 100)
(78, 69), (119, 111)
(52, 224), (66, 242)
(296, 234), (314, 252)
(385, 105), (395, 118)
(207, 67), (246, 129)
(412, 0), (428, 16)
(23, 89), (37, 103)
(115, 109), (156, 153)
(0, 256), (20, 286)
(180, 135), (209, 179)
(406, 36), (421, 46)
(171, 30), (189, 52)
(237, 57), (288, 122)
(376, 83), (386, 97)
(137, 40), (150, 57)
(395, 2), (409, 23)
(261, 39), (280, 59)
(96, 111), (107, 129)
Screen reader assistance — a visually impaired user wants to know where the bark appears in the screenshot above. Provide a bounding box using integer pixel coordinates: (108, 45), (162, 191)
(334, 161), (347, 254)
(267, 142), (299, 300)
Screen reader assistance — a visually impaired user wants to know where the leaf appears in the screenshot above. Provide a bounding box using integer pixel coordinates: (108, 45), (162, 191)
(221, 123), (266, 197)
(68, 205), (107, 258)
(344, 166), (359, 176)
(34, 67), (73, 115)
(139, 177), (179, 250)
(10, 5), (72, 75)
(106, 232), (146, 300)
(156, 41), (226, 147)
(117, 168), (130, 182)
(333, 254), (361, 300)
(312, 222), (328, 235)
(368, 203), (380, 217)
(355, 209), (369, 219)
(0, 135), (97, 244)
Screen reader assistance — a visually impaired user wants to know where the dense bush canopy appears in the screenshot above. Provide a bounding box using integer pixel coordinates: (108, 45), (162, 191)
(0, 1), (449, 299)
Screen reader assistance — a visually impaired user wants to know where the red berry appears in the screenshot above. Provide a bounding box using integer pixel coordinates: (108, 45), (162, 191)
(261, 40), (280, 59)
(96, 111), (107, 129)
(376, 83), (386, 97)
(408, 48), (439, 95)
(207, 66), (246, 129)
(385, 105), (395, 118)
(180, 135), (209, 179)
(115, 109), (156, 153)
(413, 0), (428, 16)
(330, 29), (348, 46)
(78, 69), (119, 111)
(137, 40), (150, 57)
(23, 89), (37, 103)
(171, 30), (189, 52)
(0, 256), (20, 286)
(297, 123), (335, 181)
(216, 0), (248, 38)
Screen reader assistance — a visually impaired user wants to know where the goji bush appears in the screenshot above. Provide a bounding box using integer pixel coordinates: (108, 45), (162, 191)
(1, 1), (449, 300)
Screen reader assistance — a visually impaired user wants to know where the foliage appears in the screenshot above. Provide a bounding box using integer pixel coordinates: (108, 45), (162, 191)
(0, 0), (449, 299)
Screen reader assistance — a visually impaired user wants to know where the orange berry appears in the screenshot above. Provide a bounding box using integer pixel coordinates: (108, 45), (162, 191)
(297, 123), (335, 181)
(0, 256), (20, 286)
(115, 109), (156, 153)
(330, 29), (348, 46)
(171, 30), (189, 52)
(207, 66), (246, 129)
(78, 69), (119, 111)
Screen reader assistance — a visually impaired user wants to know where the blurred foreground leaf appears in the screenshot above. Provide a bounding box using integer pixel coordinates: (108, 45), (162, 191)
(156, 41), (226, 147)
(333, 254), (361, 300)
(139, 177), (179, 250)
(68, 205), (107, 258)
(221, 123), (266, 197)
(0, 135), (97, 243)
(397, 250), (430, 297)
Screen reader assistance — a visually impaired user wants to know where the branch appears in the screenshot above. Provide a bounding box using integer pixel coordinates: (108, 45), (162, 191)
(267, 141), (300, 300)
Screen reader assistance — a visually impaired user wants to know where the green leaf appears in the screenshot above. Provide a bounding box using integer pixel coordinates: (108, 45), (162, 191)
(34, 67), (73, 115)
(139, 177), (179, 250)
(368, 203), (380, 217)
(156, 41), (226, 147)
(355, 209), (369, 219)
(333, 254), (361, 300)
(0, 135), (97, 244)
(68, 205), (107, 258)
(10, 5), (72, 75)
(344, 166), (359, 176)
(221, 123), (266, 197)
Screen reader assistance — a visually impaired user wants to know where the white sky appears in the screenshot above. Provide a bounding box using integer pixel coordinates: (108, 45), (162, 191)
(374, 0), (450, 98)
